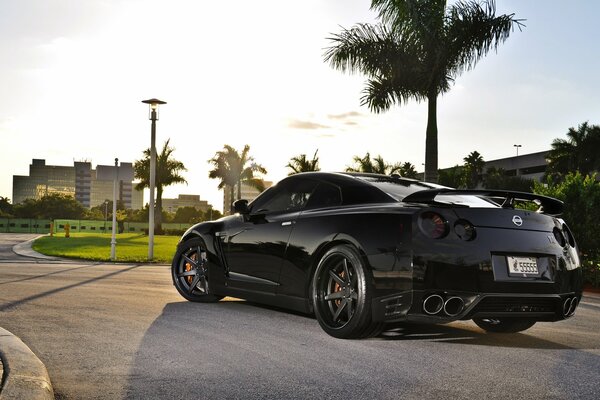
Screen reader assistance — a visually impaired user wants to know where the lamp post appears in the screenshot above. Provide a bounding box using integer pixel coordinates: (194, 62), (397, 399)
(110, 158), (118, 260)
(104, 200), (109, 232)
(513, 144), (522, 157)
(142, 98), (166, 260)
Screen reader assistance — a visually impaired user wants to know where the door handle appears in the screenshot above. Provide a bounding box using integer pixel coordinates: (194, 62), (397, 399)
(281, 221), (293, 226)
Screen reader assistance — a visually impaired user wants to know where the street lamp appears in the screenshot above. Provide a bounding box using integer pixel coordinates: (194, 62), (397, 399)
(513, 144), (522, 157)
(142, 98), (166, 260)
(111, 158), (118, 261)
(104, 200), (109, 232)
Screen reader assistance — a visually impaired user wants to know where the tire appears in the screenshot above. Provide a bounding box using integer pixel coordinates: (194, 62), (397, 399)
(172, 238), (223, 303)
(312, 244), (377, 339)
(473, 318), (536, 333)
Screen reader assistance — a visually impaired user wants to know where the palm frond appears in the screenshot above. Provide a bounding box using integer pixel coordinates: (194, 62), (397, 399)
(444, 0), (524, 77)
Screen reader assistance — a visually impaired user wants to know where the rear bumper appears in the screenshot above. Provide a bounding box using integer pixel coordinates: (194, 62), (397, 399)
(372, 289), (583, 323)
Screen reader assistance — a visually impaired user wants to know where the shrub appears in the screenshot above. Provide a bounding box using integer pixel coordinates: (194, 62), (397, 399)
(533, 172), (600, 260)
(583, 259), (600, 288)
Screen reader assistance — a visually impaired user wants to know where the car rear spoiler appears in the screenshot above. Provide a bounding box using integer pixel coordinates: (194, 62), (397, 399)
(402, 189), (564, 216)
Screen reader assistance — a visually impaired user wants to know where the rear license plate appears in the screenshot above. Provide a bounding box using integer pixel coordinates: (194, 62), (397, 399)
(507, 256), (539, 277)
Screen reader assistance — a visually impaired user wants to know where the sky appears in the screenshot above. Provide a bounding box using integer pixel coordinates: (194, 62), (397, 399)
(1, 0), (599, 212)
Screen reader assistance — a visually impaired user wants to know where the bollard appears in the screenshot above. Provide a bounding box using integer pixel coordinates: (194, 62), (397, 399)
(64, 223), (70, 238)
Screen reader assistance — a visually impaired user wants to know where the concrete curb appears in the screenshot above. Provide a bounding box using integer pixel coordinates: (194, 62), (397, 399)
(0, 327), (54, 400)
(12, 236), (61, 261)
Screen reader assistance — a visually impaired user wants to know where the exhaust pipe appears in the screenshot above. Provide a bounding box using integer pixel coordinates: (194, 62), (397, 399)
(562, 297), (572, 317)
(423, 294), (444, 315)
(443, 296), (465, 317)
(567, 297), (578, 317)
(562, 297), (579, 317)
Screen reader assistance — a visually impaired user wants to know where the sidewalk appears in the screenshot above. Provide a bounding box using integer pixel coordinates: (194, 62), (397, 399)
(11, 235), (61, 261)
(0, 327), (54, 400)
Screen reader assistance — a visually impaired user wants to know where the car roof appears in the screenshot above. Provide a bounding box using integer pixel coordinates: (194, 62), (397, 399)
(281, 171), (425, 188)
(278, 172), (407, 205)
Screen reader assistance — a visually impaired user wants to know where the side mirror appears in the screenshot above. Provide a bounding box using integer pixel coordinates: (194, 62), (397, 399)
(233, 199), (249, 215)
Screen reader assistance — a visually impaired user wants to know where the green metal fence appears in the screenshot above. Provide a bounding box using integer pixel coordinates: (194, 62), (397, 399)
(0, 218), (53, 233)
(0, 218), (190, 234)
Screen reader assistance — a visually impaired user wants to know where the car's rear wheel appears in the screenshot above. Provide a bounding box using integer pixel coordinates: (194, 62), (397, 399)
(172, 238), (223, 303)
(312, 245), (381, 339)
(473, 317), (536, 333)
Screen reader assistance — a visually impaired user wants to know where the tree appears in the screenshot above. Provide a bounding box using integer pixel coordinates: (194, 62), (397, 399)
(438, 165), (464, 188)
(325, 0), (522, 182)
(345, 153), (415, 176)
(287, 150), (321, 175)
(533, 172), (600, 260)
(346, 152), (398, 174)
(397, 161), (418, 178)
(88, 199), (126, 221)
(483, 166), (533, 192)
(0, 196), (13, 217)
(134, 139), (187, 233)
(463, 150), (485, 188)
(12, 193), (86, 220)
(173, 206), (202, 224)
(208, 145), (267, 213)
(546, 121), (600, 180)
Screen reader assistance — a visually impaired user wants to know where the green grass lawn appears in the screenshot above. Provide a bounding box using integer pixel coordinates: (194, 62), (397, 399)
(33, 233), (180, 263)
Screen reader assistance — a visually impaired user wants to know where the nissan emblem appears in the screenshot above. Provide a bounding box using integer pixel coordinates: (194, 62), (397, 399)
(512, 215), (523, 227)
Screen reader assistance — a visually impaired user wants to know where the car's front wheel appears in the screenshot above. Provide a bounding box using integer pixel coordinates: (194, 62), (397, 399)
(312, 245), (382, 339)
(473, 318), (536, 333)
(172, 238), (223, 303)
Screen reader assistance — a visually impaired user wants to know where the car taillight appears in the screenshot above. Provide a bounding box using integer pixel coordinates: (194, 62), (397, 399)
(553, 227), (566, 247)
(562, 223), (576, 247)
(419, 212), (448, 239)
(454, 219), (476, 241)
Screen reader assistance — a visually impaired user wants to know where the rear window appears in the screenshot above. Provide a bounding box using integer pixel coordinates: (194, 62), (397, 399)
(356, 176), (443, 200)
(356, 175), (498, 208)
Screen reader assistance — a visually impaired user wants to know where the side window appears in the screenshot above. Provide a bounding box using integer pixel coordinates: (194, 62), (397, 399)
(253, 178), (318, 214)
(305, 183), (342, 209)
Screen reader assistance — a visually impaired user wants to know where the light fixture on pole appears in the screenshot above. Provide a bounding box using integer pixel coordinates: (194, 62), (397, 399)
(513, 144), (522, 157)
(111, 158), (119, 261)
(142, 98), (166, 260)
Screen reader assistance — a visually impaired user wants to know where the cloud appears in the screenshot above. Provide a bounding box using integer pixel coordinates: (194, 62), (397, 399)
(288, 119), (330, 130)
(327, 111), (363, 120)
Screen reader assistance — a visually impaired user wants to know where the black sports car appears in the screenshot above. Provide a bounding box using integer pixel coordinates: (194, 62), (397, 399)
(171, 172), (583, 339)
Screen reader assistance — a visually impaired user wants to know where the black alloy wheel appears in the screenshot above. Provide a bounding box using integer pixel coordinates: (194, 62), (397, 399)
(312, 245), (381, 339)
(473, 317), (536, 333)
(172, 238), (223, 303)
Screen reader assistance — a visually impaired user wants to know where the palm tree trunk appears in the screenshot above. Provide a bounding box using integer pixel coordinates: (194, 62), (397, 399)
(156, 185), (163, 234)
(229, 185), (235, 215)
(424, 89), (439, 183)
(237, 180), (241, 201)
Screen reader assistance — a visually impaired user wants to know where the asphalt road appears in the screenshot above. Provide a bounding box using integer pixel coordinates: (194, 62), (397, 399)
(1, 233), (599, 399)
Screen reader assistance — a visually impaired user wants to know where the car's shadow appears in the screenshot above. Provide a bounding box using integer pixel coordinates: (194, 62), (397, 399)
(237, 299), (585, 350)
(124, 299), (598, 399)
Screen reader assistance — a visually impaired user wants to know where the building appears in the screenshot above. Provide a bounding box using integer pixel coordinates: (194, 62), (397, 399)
(162, 194), (212, 214)
(417, 150), (550, 183)
(483, 150), (549, 181)
(12, 159), (143, 209)
(223, 181), (273, 215)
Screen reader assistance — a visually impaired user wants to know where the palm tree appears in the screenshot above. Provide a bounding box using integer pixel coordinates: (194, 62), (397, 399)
(346, 152), (405, 175)
(463, 150), (485, 188)
(134, 139), (187, 232)
(287, 150), (321, 175)
(546, 122), (600, 178)
(208, 144), (267, 213)
(398, 161), (418, 179)
(325, 0), (522, 183)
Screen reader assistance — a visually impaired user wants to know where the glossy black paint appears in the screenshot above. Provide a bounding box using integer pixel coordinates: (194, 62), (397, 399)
(174, 172), (583, 325)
